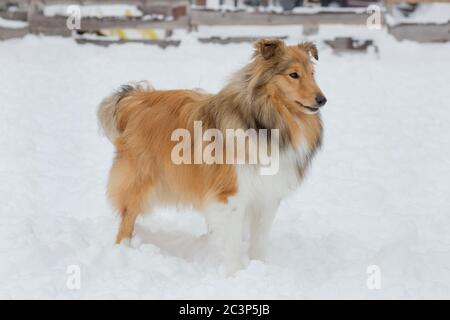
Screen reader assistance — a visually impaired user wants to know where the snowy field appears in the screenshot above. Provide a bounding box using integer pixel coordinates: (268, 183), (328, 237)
(1, 25), (450, 299)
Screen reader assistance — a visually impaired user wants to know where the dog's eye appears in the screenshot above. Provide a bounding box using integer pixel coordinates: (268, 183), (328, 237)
(289, 72), (299, 79)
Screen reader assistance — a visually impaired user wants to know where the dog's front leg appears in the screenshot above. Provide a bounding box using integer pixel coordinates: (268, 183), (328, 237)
(205, 201), (246, 275)
(248, 200), (280, 261)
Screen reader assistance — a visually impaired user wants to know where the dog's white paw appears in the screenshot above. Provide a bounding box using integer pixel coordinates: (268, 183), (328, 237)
(130, 234), (143, 248)
(224, 260), (244, 276)
(248, 248), (267, 262)
(117, 238), (131, 247)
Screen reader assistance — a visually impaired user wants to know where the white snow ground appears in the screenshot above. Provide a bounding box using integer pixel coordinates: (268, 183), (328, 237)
(0, 17), (28, 29)
(43, 4), (143, 18)
(1, 25), (450, 299)
(386, 3), (450, 26)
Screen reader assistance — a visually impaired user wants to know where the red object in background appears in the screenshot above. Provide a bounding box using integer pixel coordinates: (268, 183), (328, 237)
(195, 0), (207, 5)
(172, 5), (187, 19)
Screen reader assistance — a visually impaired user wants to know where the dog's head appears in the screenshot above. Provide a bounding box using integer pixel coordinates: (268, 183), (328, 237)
(252, 38), (327, 115)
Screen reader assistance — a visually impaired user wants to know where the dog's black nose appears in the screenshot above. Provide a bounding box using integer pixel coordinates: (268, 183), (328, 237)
(315, 95), (327, 107)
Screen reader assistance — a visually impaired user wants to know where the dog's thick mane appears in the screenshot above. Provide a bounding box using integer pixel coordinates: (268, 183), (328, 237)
(98, 39), (326, 270)
(198, 52), (321, 151)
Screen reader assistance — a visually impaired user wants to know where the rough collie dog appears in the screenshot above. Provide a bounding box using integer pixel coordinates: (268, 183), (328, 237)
(98, 38), (326, 274)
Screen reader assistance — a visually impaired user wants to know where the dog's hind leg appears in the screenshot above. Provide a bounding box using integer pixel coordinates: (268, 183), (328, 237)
(107, 158), (154, 244)
(116, 208), (139, 244)
(114, 183), (153, 245)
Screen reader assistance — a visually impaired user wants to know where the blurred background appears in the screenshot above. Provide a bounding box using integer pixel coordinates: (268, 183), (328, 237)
(1, 0), (450, 299)
(1, 0), (449, 43)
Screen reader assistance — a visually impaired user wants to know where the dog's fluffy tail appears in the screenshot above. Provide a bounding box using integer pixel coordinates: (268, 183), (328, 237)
(97, 81), (154, 143)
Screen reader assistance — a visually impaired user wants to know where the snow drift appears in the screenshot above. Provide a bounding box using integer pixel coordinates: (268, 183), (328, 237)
(0, 25), (450, 299)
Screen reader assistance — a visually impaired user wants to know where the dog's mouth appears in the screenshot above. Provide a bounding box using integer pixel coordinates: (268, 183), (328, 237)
(296, 101), (320, 114)
(304, 106), (319, 112)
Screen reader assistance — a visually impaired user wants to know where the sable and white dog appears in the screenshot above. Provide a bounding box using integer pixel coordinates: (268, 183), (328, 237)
(98, 39), (326, 274)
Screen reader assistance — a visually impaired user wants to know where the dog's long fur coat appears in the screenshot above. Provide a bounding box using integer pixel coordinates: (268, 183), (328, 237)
(98, 39), (326, 274)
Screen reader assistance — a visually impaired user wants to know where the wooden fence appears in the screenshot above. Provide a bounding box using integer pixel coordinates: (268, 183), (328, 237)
(1, 1), (450, 43)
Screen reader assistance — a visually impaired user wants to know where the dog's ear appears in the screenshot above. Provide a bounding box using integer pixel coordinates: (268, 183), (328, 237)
(254, 38), (285, 60)
(298, 42), (319, 61)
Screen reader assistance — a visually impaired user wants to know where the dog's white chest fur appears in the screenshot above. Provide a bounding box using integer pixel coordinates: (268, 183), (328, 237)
(237, 135), (311, 204)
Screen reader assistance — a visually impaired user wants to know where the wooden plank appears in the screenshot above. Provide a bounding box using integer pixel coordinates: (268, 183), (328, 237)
(75, 38), (181, 48)
(28, 12), (189, 36)
(384, 0), (450, 3)
(0, 26), (29, 40)
(190, 9), (370, 26)
(324, 37), (377, 54)
(40, 0), (181, 4)
(41, 0), (141, 4)
(5, 0), (29, 5)
(388, 22), (450, 42)
(198, 35), (288, 44)
(0, 10), (28, 21)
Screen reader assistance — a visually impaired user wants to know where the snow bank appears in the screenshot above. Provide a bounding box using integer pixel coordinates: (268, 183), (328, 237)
(202, 0), (367, 13)
(386, 3), (450, 26)
(0, 26), (450, 299)
(43, 4), (143, 18)
(0, 17), (28, 29)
